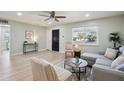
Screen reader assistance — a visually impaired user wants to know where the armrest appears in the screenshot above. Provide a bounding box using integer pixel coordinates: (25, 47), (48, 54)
(91, 64), (124, 81)
(54, 66), (73, 81)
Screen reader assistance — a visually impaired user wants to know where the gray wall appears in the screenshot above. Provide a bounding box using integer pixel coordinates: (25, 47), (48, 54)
(9, 21), (47, 55)
(9, 15), (124, 55)
(47, 15), (124, 53)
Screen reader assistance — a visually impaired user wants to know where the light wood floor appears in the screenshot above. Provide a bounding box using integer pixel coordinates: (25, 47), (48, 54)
(0, 50), (65, 81)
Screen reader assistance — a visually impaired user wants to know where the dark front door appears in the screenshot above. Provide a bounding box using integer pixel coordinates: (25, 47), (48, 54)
(52, 29), (59, 51)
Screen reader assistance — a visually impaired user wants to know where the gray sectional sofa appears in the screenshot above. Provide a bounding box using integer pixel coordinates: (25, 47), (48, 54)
(81, 52), (124, 81)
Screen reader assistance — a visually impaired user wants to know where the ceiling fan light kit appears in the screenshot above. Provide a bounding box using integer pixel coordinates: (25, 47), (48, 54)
(39, 11), (66, 22)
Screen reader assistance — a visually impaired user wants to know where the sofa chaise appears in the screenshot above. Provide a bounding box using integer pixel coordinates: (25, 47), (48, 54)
(81, 47), (124, 81)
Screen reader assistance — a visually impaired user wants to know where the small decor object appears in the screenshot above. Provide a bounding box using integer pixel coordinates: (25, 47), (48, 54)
(25, 31), (34, 39)
(73, 57), (82, 65)
(76, 57), (80, 63)
(109, 32), (121, 48)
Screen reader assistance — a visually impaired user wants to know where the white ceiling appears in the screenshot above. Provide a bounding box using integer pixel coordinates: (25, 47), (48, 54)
(0, 11), (124, 27)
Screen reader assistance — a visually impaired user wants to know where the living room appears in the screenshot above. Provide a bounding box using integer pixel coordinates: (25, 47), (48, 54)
(1, 0), (124, 93)
(0, 11), (124, 81)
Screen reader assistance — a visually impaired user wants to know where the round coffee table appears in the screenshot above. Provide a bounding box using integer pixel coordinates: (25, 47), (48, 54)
(64, 58), (88, 80)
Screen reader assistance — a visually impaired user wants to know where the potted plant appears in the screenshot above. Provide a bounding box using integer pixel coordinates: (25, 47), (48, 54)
(109, 32), (121, 48)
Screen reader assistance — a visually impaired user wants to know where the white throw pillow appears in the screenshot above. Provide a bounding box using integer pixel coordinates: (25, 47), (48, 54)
(111, 55), (124, 69)
(104, 48), (118, 60)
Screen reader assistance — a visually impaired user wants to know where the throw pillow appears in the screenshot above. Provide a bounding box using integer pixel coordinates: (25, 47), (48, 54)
(115, 63), (124, 71)
(104, 48), (118, 60)
(122, 50), (124, 55)
(119, 46), (124, 53)
(111, 55), (124, 69)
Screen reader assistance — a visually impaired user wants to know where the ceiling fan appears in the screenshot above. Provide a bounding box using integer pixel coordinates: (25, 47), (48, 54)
(38, 11), (66, 22)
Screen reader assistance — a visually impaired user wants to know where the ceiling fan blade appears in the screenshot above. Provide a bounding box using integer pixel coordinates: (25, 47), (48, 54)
(55, 18), (59, 22)
(41, 11), (52, 14)
(44, 17), (51, 21)
(38, 14), (50, 17)
(55, 16), (66, 18)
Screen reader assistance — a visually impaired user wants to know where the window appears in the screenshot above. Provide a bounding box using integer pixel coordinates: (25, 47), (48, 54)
(72, 26), (99, 45)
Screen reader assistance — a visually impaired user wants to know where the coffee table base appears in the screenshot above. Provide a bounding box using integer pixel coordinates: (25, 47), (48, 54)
(72, 66), (87, 81)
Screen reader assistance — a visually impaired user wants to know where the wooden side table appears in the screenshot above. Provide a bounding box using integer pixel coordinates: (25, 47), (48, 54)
(74, 50), (81, 58)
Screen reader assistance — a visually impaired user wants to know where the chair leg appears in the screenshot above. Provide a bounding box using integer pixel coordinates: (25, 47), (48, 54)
(65, 52), (67, 58)
(71, 52), (73, 57)
(64, 63), (66, 68)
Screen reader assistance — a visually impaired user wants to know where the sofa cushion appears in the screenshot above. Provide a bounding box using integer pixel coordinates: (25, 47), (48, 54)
(81, 52), (104, 62)
(111, 55), (124, 69)
(104, 48), (118, 60)
(96, 57), (113, 67)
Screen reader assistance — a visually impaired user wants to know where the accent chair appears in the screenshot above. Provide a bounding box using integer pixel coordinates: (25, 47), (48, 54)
(31, 57), (73, 81)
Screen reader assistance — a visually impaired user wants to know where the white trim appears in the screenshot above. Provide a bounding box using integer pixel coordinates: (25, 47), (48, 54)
(38, 48), (47, 52)
(10, 52), (23, 56)
(59, 51), (65, 53)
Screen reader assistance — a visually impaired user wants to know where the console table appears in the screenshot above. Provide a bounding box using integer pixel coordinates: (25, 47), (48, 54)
(23, 42), (38, 54)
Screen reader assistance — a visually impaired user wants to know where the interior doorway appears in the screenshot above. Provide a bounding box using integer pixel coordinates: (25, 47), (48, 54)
(0, 24), (10, 55)
(52, 29), (59, 51)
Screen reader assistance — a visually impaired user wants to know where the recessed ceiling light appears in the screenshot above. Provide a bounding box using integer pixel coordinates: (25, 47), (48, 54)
(85, 13), (90, 17)
(17, 12), (22, 16)
(48, 22), (52, 24)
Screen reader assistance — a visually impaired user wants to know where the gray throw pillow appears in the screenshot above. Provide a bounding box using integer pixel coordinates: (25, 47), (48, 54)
(115, 63), (124, 71)
(122, 50), (124, 55)
(119, 46), (124, 53)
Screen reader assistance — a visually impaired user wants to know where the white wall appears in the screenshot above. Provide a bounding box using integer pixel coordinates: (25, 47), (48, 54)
(9, 21), (47, 55)
(0, 27), (1, 53)
(47, 15), (124, 53)
(122, 16), (124, 40)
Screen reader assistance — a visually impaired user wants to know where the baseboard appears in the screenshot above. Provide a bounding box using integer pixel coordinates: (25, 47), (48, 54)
(10, 52), (23, 56)
(10, 48), (47, 56)
(59, 51), (65, 53)
(38, 48), (47, 52)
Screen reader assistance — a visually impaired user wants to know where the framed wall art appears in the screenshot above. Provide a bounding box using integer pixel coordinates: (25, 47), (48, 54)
(72, 26), (99, 45)
(25, 31), (34, 39)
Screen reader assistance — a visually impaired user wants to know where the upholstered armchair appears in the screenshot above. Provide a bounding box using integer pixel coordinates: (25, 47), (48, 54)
(31, 57), (72, 81)
(65, 42), (74, 58)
